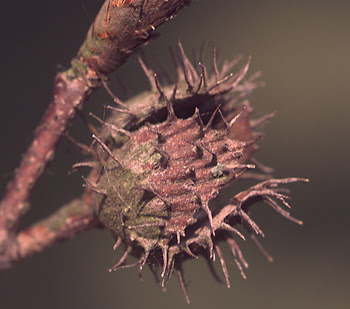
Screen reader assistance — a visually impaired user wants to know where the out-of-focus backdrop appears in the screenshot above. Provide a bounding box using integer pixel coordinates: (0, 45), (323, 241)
(1, 1), (349, 308)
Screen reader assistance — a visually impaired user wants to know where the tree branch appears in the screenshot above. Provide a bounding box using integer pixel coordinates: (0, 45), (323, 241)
(0, 197), (98, 271)
(0, 0), (191, 253)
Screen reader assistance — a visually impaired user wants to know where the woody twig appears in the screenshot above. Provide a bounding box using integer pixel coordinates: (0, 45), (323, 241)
(0, 0), (191, 271)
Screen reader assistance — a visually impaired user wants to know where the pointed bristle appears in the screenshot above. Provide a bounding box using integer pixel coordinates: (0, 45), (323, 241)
(107, 105), (136, 117)
(250, 157), (274, 174)
(208, 72), (234, 92)
(108, 248), (130, 272)
(233, 258), (247, 280)
(148, 264), (162, 287)
(226, 238), (248, 279)
(250, 234), (274, 262)
(192, 108), (204, 137)
(182, 138), (204, 158)
(82, 176), (107, 196)
(198, 62), (208, 90)
(251, 111), (277, 128)
(217, 108), (230, 130)
(201, 200), (215, 236)
(231, 135), (262, 151)
(113, 237), (122, 250)
(72, 161), (99, 171)
(264, 196), (303, 225)
(229, 238), (249, 269)
(146, 124), (166, 144)
(204, 104), (221, 131)
(238, 209), (265, 237)
(92, 134), (124, 168)
(160, 243), (169, 284)
(205, 235), (214, 260)
(220, 222), (245, 241)
(184, 241), (198, 259)
(186, 167), (197, 183)
(210, 56), (252, 96)
(164, 254), (175, 286)
(138, 56), (157, 92)
(139, 249), (150, 280)
(141, 250), (150, 270)
(219, 54), (243, 80)
(153, 74), (177, 121)
(215, 244), (230, 288)
(205, 255), (224, 284)
(177, 41), (195, 91)
(170, 83), (177, 102)
(231, 56), (251, 89)
(153, 73), (163, 97)
(176, 267), (190, 304)
(168, 46), (184, 83)
(64, 132), (92, 155)
(100, 76), (130, 111)
(90, 113), (131, 138)
(228, 107), (246, 129)
(195, 143), (204, 158)
(165, 96), (176, 121)
(205, 150), (217, 167)
(137, 183), (171, 207)
(151, 142), (170, 168)
(194, 71), (203, 93)
(212, 46), (219, 83)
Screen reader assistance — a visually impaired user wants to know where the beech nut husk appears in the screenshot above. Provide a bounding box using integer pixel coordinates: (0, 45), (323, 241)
(82, 44), (308, 303)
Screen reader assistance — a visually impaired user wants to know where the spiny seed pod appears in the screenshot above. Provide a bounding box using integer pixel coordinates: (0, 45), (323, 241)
(82, 43), (307, 303)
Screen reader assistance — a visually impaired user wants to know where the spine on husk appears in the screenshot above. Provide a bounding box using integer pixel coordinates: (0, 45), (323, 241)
(81, 43), (307, 302)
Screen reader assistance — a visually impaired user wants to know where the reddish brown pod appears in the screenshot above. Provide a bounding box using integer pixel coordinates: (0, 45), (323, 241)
(85, 43), (308, 303)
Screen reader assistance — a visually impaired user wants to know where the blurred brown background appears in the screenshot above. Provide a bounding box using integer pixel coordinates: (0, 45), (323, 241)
(0, 1), (349, 308)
